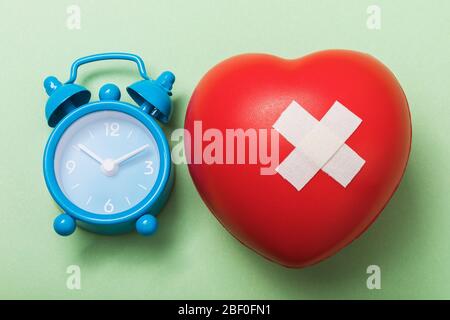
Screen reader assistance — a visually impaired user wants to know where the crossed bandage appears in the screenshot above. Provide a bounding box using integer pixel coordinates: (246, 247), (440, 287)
(273, 100), (365, 191)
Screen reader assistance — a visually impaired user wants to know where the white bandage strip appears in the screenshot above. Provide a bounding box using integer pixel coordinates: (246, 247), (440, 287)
(273, 101), (317, 146)
(273, 100), (365, 190)
(322, 144), (365, 187)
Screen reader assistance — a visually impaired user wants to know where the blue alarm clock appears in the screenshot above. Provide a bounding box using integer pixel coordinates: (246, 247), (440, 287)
(43, 53), (175, 237)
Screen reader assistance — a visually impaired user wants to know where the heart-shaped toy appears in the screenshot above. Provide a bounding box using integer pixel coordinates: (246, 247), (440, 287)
(185, 50), (411, 267)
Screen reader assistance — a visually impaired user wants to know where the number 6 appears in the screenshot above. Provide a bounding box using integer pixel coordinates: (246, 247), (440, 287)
(104, 199), (114, 213)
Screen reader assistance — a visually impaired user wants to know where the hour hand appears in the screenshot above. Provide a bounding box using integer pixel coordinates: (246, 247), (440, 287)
(77, 144), (104, 164)
(114, 144), (150, 165)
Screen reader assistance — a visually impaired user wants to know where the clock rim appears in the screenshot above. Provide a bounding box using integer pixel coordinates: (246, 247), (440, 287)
(43, 100), (171, 225)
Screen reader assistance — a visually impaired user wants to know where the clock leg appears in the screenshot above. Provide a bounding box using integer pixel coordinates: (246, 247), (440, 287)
(136, 214), (158, 236)
(53, 213), (76, 236)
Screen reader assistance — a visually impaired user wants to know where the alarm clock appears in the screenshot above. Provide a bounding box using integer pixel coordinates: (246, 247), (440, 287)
(43, 53), (175, 237)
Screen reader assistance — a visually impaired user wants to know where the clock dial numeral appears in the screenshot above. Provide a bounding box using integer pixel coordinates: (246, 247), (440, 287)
(144, 160), (154, 175)
(86, 196), (92, 206)
(104, 122), (120, 137)
(104, 199), (114, 213)
(125, 196), (131, 206)
(66, 160), (76, 174)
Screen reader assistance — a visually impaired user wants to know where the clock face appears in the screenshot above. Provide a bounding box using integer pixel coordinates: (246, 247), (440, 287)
(54, 110), (160, 215)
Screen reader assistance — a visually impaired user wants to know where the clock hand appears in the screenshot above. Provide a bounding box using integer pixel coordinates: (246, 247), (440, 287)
(77, 144), (104, 165)
(114, 144), (150, 165)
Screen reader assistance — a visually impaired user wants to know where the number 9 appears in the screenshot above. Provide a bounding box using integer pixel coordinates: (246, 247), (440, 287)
(66, 160), (76, 174)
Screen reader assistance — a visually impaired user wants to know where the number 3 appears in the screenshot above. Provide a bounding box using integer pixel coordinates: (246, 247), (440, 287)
(144, 160), (154, 175)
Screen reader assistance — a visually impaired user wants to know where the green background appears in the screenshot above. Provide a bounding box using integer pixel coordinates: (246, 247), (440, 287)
(0, 0), (448, 299)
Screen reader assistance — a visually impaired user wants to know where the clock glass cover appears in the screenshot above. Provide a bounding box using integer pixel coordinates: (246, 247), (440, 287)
(54, 110), (160, 215)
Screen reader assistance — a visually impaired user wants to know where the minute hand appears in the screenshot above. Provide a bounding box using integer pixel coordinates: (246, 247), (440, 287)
(113, 144), (150, 165)
(78, 144), (104, 165)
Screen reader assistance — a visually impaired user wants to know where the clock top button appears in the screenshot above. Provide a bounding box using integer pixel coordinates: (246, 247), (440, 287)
(99, 83), (121, 101)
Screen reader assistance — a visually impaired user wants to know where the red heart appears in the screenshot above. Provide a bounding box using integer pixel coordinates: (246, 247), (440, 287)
(185, 50), (411, 267)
